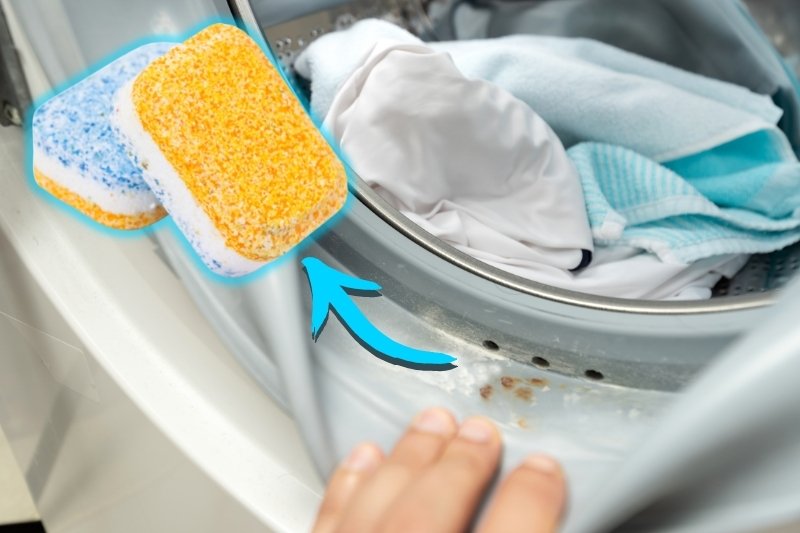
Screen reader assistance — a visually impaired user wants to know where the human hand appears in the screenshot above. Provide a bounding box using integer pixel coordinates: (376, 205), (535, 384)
(312, 408), (566, 533)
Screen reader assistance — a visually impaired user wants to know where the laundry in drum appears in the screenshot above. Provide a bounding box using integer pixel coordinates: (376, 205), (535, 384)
(112, 23), (348, 277)
(295, 19), (800, 301)
(31, 42), (174, 230)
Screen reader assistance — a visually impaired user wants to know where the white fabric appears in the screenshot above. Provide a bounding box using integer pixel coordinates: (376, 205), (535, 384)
(297, 19), (782, 162)
(307, 25), (749, 300)
(324, 41), (593, 272)
(295, 20), (423, 122)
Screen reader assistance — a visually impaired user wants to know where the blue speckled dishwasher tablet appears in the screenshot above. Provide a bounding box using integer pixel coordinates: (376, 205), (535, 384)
(32, 42), (174, 229)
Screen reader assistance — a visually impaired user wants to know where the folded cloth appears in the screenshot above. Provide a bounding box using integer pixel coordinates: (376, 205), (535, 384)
(298, 20), (800, 265)
(323, 40), (594, 273)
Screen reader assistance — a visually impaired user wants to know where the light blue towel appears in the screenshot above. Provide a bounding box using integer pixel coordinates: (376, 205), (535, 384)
(571, 133), (800, 263)
(432, 36), (784, 162)
(297, 19), (800, 263)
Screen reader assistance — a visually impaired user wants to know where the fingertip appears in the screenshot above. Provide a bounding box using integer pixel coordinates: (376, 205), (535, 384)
(457, 416), (501, 445)
(313, 443), (385, 533)
(412, 407), (458, 436)
(517, 453), (567, 506)
(478, 454), (567, 533)
(521, 454), (563, 477)
(342, 442), (384, 473)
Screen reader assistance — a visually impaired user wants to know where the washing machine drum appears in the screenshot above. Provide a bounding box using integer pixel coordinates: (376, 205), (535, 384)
(206, 0), (800, 396)
(159, 1), (800, 532)
(245, 0), (800, 308)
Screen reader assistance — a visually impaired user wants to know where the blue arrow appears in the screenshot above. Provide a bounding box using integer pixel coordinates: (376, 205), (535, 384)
(301, 257), (456, 369)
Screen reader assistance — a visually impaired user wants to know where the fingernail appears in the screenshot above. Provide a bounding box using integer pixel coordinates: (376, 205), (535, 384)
(413, 408), (453, 435)
(523, 454), (561, 475)
(343, 444), (380, 472)
(458, 417), (495, 444)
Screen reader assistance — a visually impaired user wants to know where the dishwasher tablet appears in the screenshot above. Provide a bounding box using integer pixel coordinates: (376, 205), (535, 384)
(113, 23), (348, 277)
(32, 42), (174, 229)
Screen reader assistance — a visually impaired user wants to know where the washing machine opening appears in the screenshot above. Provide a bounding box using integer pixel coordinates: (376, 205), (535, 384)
(234, 0), (800, 313)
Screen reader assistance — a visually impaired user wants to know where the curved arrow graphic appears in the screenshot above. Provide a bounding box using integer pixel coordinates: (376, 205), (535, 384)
(302, 257), (456, 370)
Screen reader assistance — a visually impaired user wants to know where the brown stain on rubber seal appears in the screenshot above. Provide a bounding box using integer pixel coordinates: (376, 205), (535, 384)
(500, 376), (519, 389)
(514, 387), (534, 401)
(528, 378), (548, 388)
(484, 376), (545, 402)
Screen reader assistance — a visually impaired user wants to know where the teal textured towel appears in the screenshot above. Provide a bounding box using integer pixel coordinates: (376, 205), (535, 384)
(571, 130), (800, 263)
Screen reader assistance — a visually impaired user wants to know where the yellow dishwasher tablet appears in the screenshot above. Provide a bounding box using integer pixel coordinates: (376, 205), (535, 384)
(113, 23), (347, 276)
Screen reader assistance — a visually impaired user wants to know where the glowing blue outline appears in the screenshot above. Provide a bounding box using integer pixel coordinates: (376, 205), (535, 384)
(24, 15), (357, 285)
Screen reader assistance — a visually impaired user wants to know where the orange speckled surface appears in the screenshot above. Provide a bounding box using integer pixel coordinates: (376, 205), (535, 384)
(131, 23), (347, 261)
(34, 168), (167, 230)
